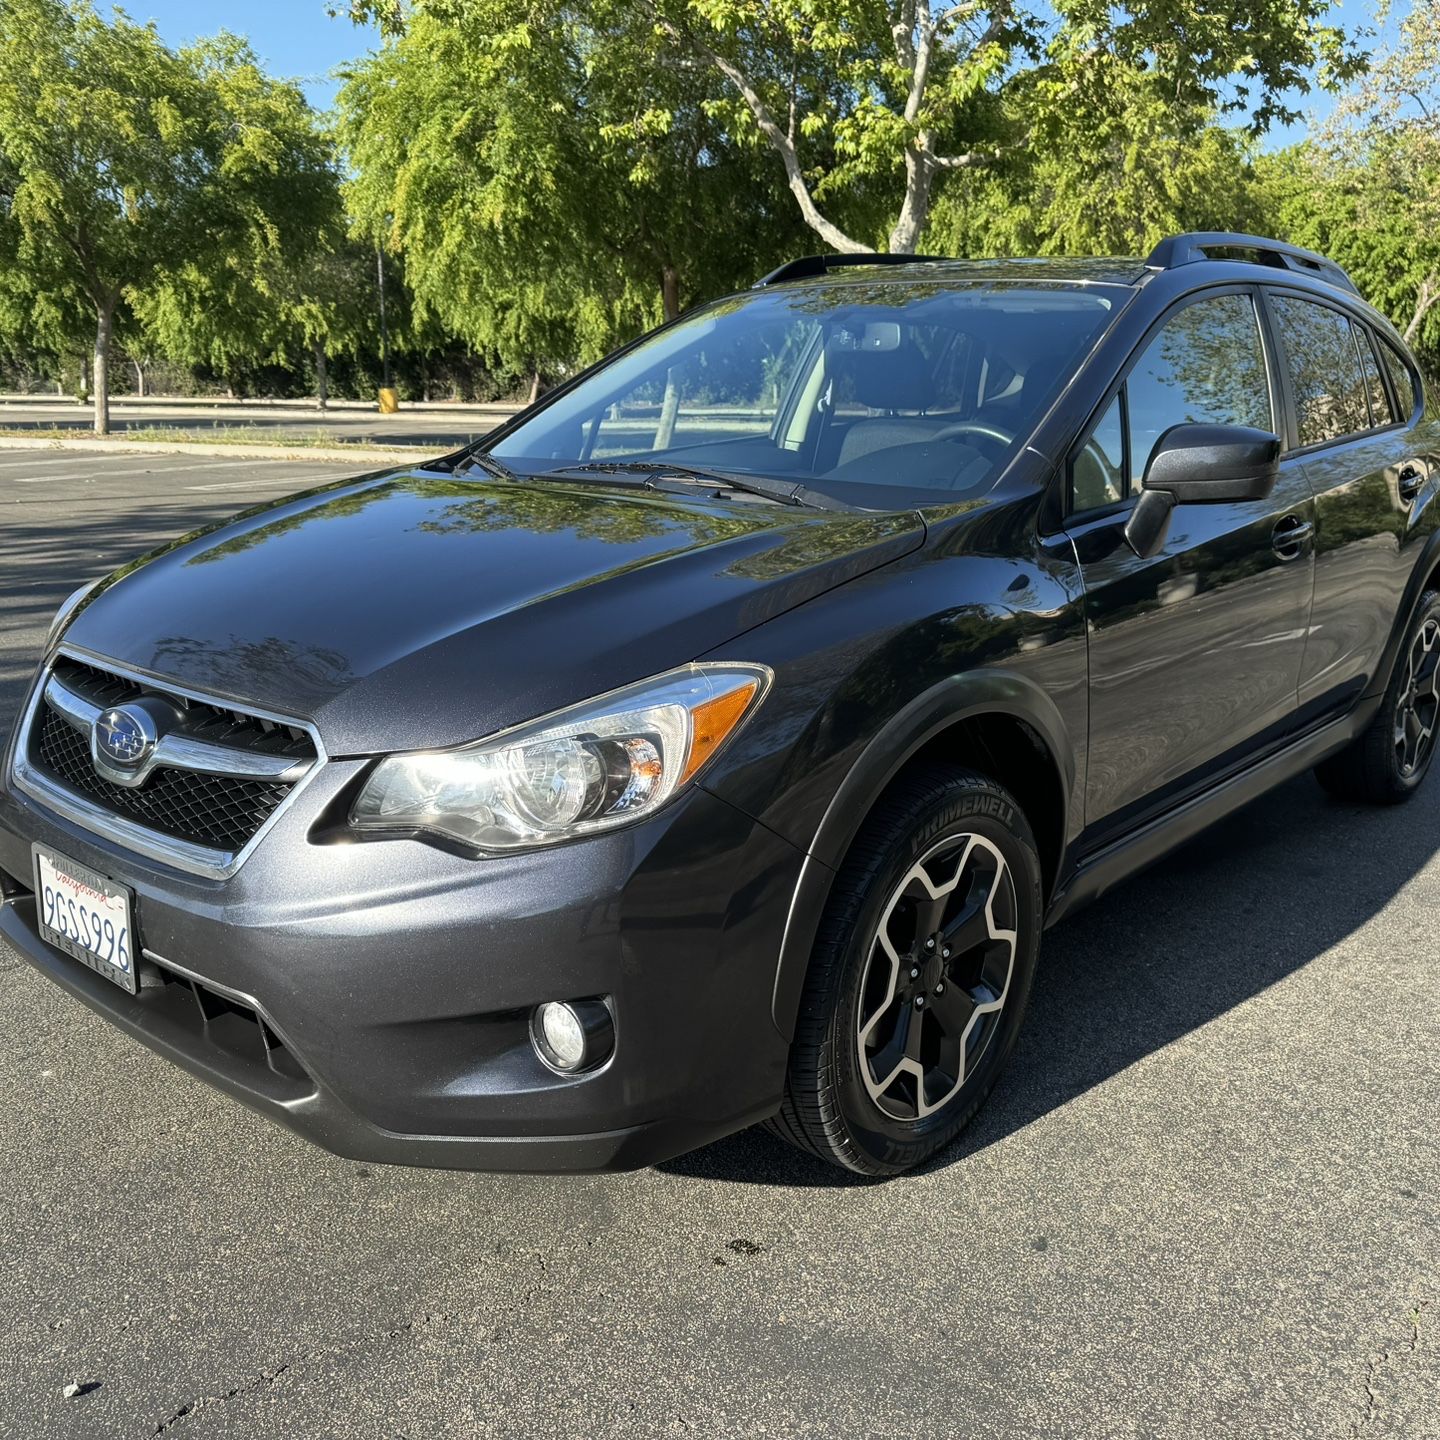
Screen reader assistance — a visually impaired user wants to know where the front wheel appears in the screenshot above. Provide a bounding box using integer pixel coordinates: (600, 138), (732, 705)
(768, 766), (1042, 1176)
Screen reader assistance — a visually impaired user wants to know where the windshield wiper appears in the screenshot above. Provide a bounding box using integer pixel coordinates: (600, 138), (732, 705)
(454, 449), (520, 484)
(542, 460), (833, 510)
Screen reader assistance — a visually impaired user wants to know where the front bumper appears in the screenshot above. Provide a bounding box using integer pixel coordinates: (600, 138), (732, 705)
(0, 757), (805, 1172)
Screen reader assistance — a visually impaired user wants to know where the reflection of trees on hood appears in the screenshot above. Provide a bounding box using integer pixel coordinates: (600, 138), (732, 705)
(148, 634), (354, 707)
(724, 514), (918, 580)
(172, 472), (772, 569)
(413, 482), (760, 547)
(181, 479), (400, 564)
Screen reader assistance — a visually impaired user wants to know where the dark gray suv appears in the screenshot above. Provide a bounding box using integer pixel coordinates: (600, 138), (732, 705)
(2, 233), (1436, 1175)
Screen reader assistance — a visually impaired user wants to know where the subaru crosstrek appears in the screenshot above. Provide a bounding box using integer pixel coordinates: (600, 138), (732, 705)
(2, 232), (1437, 1175)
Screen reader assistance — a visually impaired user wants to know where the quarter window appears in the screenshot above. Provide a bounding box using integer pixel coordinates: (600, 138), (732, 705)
(1271, 296), (1373, 446)
(1072, 393), (1125, 511)
(1379, 336), (1418, 421)
(1354, 329), (1391, 426)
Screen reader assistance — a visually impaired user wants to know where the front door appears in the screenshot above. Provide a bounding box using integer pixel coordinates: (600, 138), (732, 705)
(1065, 288), (1316, 835)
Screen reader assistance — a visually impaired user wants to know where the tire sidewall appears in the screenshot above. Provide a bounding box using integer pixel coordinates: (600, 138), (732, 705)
(825, 779), (1042, 1174)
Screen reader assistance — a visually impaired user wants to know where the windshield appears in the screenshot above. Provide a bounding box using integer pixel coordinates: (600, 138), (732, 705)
(492, 279), (1121, 509)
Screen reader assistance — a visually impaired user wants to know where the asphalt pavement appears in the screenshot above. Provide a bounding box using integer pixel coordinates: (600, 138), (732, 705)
(0, 451), (1436, 1438)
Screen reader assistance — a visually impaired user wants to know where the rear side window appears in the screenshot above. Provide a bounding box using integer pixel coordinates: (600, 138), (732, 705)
(1125, 293), (1272, 478)
(1354, 330), (1391, 425)
(1378, 336), (1419, 421)
(1271, 296), (1373, 446)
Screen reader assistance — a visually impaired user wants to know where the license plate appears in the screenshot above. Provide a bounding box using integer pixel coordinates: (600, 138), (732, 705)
(32, 845), (136, 994)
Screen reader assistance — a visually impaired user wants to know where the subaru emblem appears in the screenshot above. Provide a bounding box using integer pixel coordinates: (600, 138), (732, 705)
(94, 706), (157, 769)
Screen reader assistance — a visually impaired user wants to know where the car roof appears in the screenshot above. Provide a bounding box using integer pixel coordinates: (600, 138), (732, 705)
(766, 256), (1151, 290)
(755, 234), (1370, 308)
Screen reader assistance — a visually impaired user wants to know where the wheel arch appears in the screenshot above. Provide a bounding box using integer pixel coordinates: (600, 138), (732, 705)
(1369, 518), (1440, 702)
(770, 669), (1075, 1041)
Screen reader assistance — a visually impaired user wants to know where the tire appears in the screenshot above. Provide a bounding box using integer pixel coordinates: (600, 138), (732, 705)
(1315, 588), (1440, 805)
(767, 765), (1043, 1176)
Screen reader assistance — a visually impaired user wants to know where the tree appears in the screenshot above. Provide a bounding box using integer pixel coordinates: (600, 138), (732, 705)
(0, 2), (341, 432)
(335, 1), (808, 383)
(929, 72), (1267, 259)
(346, 1), (1362, 256)
(1292, 0), (1440, 349)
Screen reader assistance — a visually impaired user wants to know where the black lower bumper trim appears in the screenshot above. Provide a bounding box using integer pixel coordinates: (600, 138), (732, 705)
(0, 895), (771, 1173)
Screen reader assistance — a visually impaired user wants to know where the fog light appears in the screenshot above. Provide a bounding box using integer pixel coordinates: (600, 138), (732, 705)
(531, 999), (614, 1075)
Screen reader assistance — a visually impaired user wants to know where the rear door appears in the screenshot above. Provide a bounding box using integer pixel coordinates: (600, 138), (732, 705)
(1065, 287), (1316, 834)
(1263, 290), (1433, 721)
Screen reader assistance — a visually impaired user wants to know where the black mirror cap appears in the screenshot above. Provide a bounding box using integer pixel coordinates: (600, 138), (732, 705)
(1142, 423), (1282, 504)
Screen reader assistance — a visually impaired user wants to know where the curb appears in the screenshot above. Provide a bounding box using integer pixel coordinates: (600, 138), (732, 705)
(0, 435), (441, 465)
(0, 394), (524, 416)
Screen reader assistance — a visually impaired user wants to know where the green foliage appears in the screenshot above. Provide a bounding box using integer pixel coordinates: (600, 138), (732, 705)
(334, 1), (809, 379)
(342, 0), (1362, 261)
(928, 78), (1267, 259)
(0, 0), (344, 426)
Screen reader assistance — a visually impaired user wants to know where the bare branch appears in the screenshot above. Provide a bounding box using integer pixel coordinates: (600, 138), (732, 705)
(892, 0), (919, 71)
(649, 7), (870, 253)
(1404, 273), (1440, 342)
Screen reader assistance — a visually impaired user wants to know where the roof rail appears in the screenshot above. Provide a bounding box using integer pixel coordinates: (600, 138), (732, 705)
(1146, 232), (1359, 296)
(754, 252), (951, 287)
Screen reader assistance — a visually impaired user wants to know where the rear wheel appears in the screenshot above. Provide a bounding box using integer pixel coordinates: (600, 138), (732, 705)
(768, 766), (1042, 1176)
(1315, 589), (1440, 805)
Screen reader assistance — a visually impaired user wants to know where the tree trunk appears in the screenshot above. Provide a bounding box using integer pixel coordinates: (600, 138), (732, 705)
(77, 352), (88, 402)
(654, 368), (682, 450)
(661, 265), (681, 323)
(132, 358), (146, 398)
(314, 342), (329, 412)
(887, 147), (933, 254)
(93, 301), (113, 435)
(1404, 274), (1439, 344)
(528, 371), (541, 406)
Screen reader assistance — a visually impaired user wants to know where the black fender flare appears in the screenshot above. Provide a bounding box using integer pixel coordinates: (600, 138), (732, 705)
(769, 668), (1077, 1040)
(1368, 515), (1440, 702)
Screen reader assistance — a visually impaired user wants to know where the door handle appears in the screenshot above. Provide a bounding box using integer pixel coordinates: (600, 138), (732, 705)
(1398, 461), (1428, 502)
(1272, 514), (1313, 561)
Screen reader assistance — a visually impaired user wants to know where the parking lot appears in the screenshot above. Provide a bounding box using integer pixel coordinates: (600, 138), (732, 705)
(0, 450), (1437, 1438)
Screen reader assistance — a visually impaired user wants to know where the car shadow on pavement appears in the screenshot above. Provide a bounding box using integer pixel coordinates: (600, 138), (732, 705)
(660, 770), (1440, 1187)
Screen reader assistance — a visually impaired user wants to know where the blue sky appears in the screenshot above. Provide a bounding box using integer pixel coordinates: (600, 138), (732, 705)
(125, 1), (379, 110)
(129, 0), (1397, 146)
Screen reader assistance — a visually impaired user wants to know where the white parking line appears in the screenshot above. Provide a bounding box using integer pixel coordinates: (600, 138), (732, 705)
(184, 473), (346, 492)
(0, 454), (108, 471)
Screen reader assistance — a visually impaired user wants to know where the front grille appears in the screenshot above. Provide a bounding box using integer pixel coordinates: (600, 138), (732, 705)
(34, 708), (291, 853)
(21, 654), (320, 861)
(51, 656), (314, 760)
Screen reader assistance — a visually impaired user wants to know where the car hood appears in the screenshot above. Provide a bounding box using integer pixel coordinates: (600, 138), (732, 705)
(64, 469), (923, 753)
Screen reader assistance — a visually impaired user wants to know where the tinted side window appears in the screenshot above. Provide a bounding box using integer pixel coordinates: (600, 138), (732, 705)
(1379, 336), (1418, 421)
(1126, 294), (1272, 477)
(1272, 296), (1372, 446)
(1071, 392), (1125, 512)
(1354, 328), (1391, 425)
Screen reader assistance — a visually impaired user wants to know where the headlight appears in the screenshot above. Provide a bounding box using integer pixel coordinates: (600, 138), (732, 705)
(350, 662), (771, 852)
(46, 578), (102, 649)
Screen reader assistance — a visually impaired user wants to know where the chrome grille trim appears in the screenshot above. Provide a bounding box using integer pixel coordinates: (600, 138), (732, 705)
(43, 674), (312, 786)
(8, 646), (327, 879)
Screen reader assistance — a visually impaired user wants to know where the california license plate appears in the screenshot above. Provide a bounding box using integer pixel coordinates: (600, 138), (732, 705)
(32, 845), (136, 994)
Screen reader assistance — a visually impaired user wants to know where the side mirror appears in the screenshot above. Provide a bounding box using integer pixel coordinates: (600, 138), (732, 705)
(1125, 423), (1282, 559)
